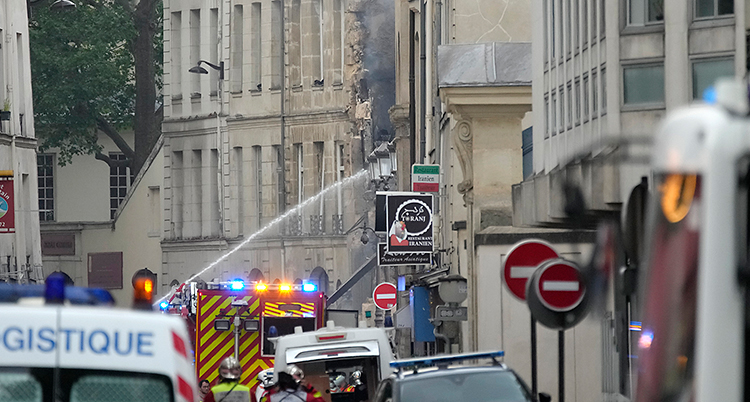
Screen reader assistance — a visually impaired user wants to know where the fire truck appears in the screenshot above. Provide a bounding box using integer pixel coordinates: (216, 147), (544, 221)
(634, 79), (750, 401)
(163, 280), (326, 389)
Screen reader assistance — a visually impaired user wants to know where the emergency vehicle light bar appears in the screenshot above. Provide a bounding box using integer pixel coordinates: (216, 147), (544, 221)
(390, 350), (505, 369)
(0, 283), (115, 305)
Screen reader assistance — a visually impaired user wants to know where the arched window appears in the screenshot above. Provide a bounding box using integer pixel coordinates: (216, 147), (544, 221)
(273, 278), (281, 284)
(248, 268), (265, 283)
(293, 278), (302, 284)
(309, 266), (329, 295)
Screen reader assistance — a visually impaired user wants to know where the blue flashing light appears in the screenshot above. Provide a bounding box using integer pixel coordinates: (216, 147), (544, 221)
(390, 350), (505, 369)
(703, 86), (717, 104)
(160, 301), (169, 310)
(45, 272), (67, 304)
(229, 280), (245, 290)
(303, 283), (317, 292)
(0, 283), (114, 305)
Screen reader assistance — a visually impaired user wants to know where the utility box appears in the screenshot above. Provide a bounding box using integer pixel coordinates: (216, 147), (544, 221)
(410, 286), (435, 342)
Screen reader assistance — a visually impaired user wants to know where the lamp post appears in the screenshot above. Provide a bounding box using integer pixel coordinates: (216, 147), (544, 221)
(367, 141), (397, 191)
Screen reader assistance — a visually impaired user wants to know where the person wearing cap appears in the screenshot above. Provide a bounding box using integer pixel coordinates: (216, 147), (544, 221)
(204, 356), (251, 402)
(261, 365), (325, 402)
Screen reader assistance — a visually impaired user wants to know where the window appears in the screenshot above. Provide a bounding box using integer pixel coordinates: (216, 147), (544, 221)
(551, 91), (557, 136)
(544, 95), (550, 138)
(333, 0), (344, 83)
(311, 0), (323, 85)
(254, 146), (263, 227)
(170, 12), (182, 99)
(210, 8), (219, 95)
(109, 153), (131, 219)
(551, 0), (556, 58)
(559, 87), (565, 131)
(692, 58), (734, 99)
(251, 3), (262, 90)
(543, 0), (549, 62)
(601, 67), (607, 114)
(592, 71), (598, 115)
(296, 143), (304, 204)
(290, 0), (302, 87)
(231, 5), (244, 93)
(623, 64), (665, 105)
(565, 0), (571, 54)
(189, 9), (201, 96)
(573, 0), (579, 51)
(583, 74), (589, 120)
(696, 0), (733, 18)
(629, 0), (664, 26)
(567, 83), (573, 129)
(575, 80), (581, 126)
(271, 1), (283, 89)
(37, 154), (54, 222)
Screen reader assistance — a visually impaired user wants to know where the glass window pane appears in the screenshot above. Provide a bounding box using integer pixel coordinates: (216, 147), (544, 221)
(648, 0), (664, 21)
(696, 0), (714, 17)
(717, 0), (733, 15)
(0, 372), (42, 402)
(692, 58), (734, 99)
(70, 375), (170, 402)
(623, 65), (665, 104)
(628, 0), (645, 25)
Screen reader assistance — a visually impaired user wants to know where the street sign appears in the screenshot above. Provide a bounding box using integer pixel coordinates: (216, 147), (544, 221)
(435, 305), (468, 321)
(502, 239), (559, 301)
(0, 175), (15, 233)
(534, 259), (585, 312)
(373, 282), (398, 310)
(377, 243), (432, 266)
(412, 164), (440, 192)
(386, 193), (433, 253)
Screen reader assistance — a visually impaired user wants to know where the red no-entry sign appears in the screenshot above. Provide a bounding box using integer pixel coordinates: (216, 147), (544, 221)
(373, 282), (398, 310)
(503, 240), (559, 301)
(535, 260), (585, 312)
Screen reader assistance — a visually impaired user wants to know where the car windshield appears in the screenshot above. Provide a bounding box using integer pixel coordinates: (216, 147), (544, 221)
(399, 370), (532, 402)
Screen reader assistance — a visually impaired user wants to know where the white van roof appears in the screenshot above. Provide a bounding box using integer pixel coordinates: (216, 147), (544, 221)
(274, 323), (394, 377)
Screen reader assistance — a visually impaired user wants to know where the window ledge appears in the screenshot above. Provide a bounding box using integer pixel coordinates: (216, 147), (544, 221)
(690, 16), (735, 29)
(292, 85), (303, 93)
(249, 89), (262, 96)
(621, 103), (666, 112)
(190, 92), (202, 100)
(620, 24), (664, 36)
(312, 86), (324, 92)
(171, 94), (183, 101)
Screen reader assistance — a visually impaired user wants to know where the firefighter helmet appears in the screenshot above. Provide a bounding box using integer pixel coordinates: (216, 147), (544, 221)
(219, 356), (242, 380)
(286, 364), (305, 383)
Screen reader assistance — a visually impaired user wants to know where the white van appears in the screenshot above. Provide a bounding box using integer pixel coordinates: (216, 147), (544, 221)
(272, 322), (394, 402)
(0, 281), (197, 402)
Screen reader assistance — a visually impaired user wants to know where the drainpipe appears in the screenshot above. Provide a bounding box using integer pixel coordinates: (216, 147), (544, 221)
(279, 0), (288, 280)
(419, 0), (426, 163)
(424, 0), (433, 164)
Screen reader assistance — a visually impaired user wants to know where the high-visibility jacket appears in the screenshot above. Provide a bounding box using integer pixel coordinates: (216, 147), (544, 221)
(261, 386), (325, 402)
(204, 381), (252, 402)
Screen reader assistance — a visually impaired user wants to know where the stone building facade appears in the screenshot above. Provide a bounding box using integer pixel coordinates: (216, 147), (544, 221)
(161, 0), (394, 303)
(0, 0), (42, 283)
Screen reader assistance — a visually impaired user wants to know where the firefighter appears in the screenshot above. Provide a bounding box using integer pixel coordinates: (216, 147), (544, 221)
(252, 368), (274, 402)
(262, 366), (325, 402)
(204, 357), (251, 402)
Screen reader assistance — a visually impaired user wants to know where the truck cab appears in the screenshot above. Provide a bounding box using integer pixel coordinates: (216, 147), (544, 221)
(272, 322), (394, 402)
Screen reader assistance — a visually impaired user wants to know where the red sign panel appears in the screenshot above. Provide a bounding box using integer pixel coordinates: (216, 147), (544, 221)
(0, 176), (14, 233)
(535, 260), (585, 312)
(503, 240), (558, 301)
(373, 282), (398, 310)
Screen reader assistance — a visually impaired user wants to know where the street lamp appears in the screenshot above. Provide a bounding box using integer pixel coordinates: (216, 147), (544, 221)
(358, 226), (379, 245)
(188, 60), (225, 80)
(367, 141), (397, 191)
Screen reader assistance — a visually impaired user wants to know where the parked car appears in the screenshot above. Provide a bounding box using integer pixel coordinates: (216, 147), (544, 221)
(372, 351), (551, 402)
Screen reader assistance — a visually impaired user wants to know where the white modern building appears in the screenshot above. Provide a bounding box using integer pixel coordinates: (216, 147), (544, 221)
(0, 0), (42, 283)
